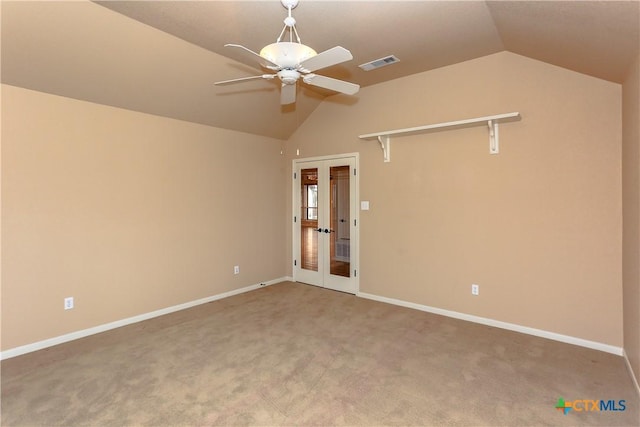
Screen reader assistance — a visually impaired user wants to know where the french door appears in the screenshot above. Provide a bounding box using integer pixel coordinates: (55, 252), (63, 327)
(293, 155), (358, 294)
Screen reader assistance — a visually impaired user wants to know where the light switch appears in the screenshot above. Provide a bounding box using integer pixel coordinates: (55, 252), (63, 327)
(361, 201), (370, 210)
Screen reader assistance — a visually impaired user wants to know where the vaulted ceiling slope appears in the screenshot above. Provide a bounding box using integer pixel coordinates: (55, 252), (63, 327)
(2, 1), (638, 140)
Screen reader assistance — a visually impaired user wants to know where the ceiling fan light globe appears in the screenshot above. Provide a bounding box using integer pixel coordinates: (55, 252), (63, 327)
(259, 42), (317, 69)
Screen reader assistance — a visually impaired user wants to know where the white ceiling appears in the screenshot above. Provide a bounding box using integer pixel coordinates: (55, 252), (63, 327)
(2, 0), (638, 140)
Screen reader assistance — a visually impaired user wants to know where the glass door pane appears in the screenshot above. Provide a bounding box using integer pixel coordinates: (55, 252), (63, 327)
(300, 168), (318, 272)
(294, 156), (356, 293)
(329, 165), (350, 277)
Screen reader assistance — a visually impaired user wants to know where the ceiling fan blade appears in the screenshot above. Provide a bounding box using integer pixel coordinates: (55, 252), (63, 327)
(302, 74), (360, 95)
(214, 74), (276, 86)
(280, 83), (297, 105)
(299, 46), (353, 72)
(224, 44), (280, 70)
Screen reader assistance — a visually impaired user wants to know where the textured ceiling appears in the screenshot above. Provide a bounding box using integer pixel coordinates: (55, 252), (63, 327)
(2, 1), (638, 140)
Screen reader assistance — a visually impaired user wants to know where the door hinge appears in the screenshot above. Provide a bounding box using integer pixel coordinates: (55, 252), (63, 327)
(294, 260), (297, 266)
(294, 216), (297, 223)
(354, 269), (357, 277)
(354, 219), (357, 226)
(294, 172), (297, 179)
(354, 168), (357, 176)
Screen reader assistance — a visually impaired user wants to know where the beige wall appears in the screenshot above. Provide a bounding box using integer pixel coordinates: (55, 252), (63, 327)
(1, 85), (287, 350)
(623, 53), (640, 385)
(285, 52), (623, 347)
(1, 51), (629, 354)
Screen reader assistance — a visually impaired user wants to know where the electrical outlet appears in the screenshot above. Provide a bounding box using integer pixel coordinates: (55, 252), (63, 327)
(471, 284), (479, 296)
(234, 265), (240, 275)
(64, 297), (74, 310)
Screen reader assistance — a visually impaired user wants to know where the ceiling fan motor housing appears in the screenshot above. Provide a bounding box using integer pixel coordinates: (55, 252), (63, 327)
(278, 69), (300, 85)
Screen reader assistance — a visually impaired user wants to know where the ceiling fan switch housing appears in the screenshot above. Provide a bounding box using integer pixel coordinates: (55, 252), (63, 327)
(279, 69), (300, 84)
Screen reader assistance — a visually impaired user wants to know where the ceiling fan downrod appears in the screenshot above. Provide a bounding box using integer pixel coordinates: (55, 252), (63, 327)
(277, 0), (301, 44)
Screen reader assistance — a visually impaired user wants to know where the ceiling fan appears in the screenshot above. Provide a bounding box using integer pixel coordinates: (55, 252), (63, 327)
(214, 0), (360, 105)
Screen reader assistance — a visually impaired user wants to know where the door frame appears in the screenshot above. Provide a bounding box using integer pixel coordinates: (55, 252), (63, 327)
(292, 153), (359, 294)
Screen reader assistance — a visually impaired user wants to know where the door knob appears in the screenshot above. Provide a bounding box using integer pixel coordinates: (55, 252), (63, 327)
(317, 228), (323, 232)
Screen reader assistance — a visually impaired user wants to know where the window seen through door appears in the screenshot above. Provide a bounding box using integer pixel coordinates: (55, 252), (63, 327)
(305, 185), (318, 220)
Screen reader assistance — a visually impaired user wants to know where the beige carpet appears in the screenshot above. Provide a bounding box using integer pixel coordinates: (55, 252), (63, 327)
(2, 281), (638, 426)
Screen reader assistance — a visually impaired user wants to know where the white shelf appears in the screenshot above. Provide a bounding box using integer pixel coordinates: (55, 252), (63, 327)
(359, 112), (521, 162)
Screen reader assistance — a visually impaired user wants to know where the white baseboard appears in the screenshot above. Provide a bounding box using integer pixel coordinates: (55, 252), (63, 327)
(357, 291), (624, 356)
(623, 349), (640, 397)
(0, 277), (289, 361)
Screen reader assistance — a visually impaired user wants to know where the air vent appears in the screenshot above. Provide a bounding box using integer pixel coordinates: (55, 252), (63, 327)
(358, 55), (400, 71)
